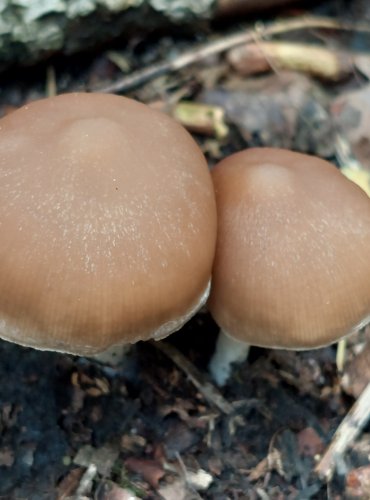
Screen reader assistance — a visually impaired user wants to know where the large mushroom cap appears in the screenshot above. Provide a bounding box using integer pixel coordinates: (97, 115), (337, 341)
(209, 148), (370, 349)
(0, 93), (217, 354)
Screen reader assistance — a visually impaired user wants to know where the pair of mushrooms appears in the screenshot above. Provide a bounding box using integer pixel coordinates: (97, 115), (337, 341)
(0, 93), (369, 385)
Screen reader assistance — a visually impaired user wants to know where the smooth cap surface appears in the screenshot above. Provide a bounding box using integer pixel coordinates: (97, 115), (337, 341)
(209, 148), (370, 349)
(0, 93), (217, 354)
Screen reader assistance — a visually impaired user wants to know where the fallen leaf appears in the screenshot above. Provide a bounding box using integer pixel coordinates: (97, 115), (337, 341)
(201, 72), (335, 156)
(100, 481), (140, 500)
(73, 444), (120, 476)
(346, 465), (370, 498)
(207, 455), (222, 476)
(186, 469), (213, 491)
(248, 457), (269, 482)
(163, 419), (199, 459)
(158, 479), (187, 500)
(120, 434), (147, 452)
(125, 457), (165, 489)
(0, 447), (14, 467)
(297, 427), (324, 457)
(57, 467), (84, 500)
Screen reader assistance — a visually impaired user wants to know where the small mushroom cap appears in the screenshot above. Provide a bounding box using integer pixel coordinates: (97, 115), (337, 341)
(0, 93), (217, 354)
(209, 148), (370, 349)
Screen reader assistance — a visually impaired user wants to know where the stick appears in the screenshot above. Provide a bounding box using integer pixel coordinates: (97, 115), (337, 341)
(315, 381), (370, 481)
(152, 340), (233, 415)
(73, 463), (97, 499)
(95, 16), (370, 94)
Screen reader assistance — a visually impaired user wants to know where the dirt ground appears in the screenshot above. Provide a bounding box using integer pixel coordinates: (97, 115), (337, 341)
(1, 319), (370, 499)
(1, 0), (370, 498)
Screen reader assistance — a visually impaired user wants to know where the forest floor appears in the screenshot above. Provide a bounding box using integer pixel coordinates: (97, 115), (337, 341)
(1, 0), (370, 498)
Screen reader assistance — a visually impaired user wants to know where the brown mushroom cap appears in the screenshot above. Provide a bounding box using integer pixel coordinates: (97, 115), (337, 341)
(209, 148), (370, 349)
(0, 93), (217, 354)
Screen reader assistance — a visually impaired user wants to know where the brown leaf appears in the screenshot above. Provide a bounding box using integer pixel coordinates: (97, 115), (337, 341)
(125, 457), (165, 489)
(0, 447), (14, 467)
(346, 465), (370, 498)
(297, 427), (324, 457)
(120, 434), (147, 452)
(57, 467), (84, 500)
(207, 456), (223, 476)
(163, 420), (199, 459)
(248, 457), (269, 482)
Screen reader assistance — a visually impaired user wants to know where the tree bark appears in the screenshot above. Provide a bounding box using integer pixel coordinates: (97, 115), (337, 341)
(0, 0), (305, 71)
(0, 0), (215, 71)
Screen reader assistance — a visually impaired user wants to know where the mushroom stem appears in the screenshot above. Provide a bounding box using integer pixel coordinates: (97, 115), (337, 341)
(209, 329), (250, 386)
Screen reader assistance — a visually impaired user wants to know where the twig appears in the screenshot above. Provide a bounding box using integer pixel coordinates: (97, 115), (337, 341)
(152, 340), (233, 415)
(73, 463), (97, 499)
(336, 338), (347, 374)
(95, 16), (370, 94)
(315, 381), (370, 481)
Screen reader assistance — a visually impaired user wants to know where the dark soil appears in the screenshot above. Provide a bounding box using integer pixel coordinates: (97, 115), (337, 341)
(0, 315), (368, 498)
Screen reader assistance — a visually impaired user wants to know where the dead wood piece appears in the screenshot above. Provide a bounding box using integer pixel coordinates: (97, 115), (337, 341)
(172, 101), (229, 139)
(0, 0), (214, 72)
(315, 381), (370, 481)
(73, 463), (97, 499)
(96, 16), (370, 94)
(228, 42), (353, 81)
(151, 340), (233, 415)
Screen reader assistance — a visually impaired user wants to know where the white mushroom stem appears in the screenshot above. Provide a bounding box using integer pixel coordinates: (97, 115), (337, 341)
(209, 330), (250, 386)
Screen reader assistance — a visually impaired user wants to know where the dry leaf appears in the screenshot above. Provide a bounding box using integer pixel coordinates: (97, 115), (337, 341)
(57, 467), (84, 500)
(125, 457), (165, 489)
(73, 444), (120, 477)
(346, 465), (370, 498)
(0, 447), (14, 467)
(158, 479), (187, 500)
(248, 457), (269, 482)
(100, 482), (139, 500)
(297, 427), (324, 457)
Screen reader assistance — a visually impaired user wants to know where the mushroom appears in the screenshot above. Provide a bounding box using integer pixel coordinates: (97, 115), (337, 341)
(208, 148), (370, 385)
(0, 92), (217, 355)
